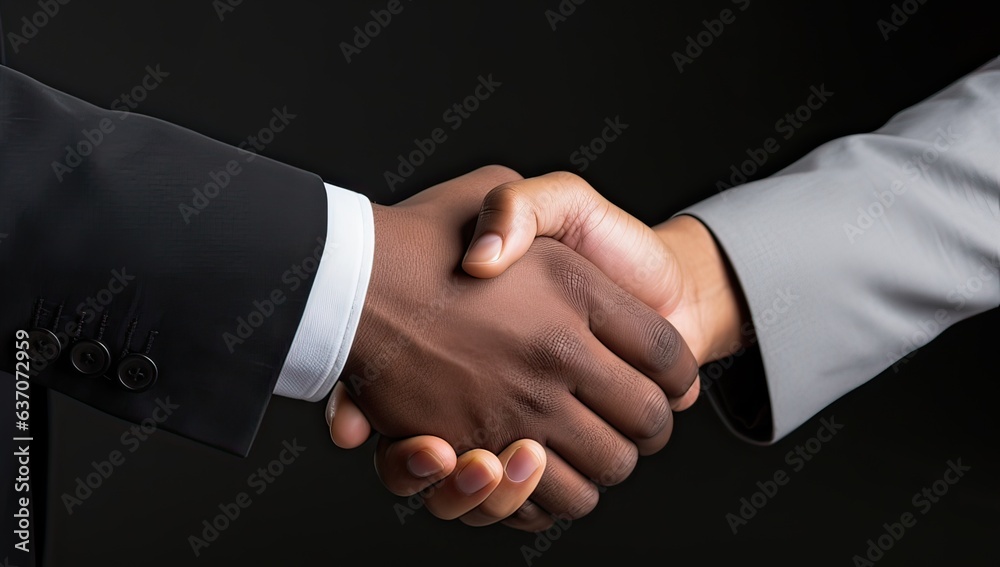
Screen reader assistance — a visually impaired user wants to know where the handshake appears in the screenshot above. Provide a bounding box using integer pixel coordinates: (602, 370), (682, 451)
(324, 165), (749, 531)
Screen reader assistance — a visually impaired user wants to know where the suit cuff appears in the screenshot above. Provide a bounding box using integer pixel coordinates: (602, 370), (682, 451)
(273, 183), (374, 402)
(681, 83), (1000, 444)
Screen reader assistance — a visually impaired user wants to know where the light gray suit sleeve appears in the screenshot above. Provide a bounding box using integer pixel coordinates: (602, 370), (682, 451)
(682, 56), (1000, 444)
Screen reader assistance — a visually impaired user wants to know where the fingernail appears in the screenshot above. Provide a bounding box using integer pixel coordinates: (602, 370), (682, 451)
(407, 450), (444, 478)
(325, 386), (340, 427)
(464, 233), (503, 264)
(505, 447), (540, 483)
(455, 461), (496, 495)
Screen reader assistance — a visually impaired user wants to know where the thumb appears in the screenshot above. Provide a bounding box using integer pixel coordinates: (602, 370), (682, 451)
(462, 171), (608, 278)
(326, 382), (372, 449)
(462, 172), (675, 312)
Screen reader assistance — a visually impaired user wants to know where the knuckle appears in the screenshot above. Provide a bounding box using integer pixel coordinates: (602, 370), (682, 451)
(556, 261), (588, 292)
(606, 286), (644, 317)
(549, 253), (595, 304)
(573, 420), (637, 487)
(528, 324), (586, 371)
(507, 368), (566, 421)
(561, 483), (600, 520)
(647, 319), (682, 375)
(548, 170), (585, 189)
(595, 440), (638, 486)
(452, 412), (519, 455)
(479, 164), (523, 184)
(548, 329), (585, 366)
(478, 183), (536, 236)
(482, 183), (524, 215)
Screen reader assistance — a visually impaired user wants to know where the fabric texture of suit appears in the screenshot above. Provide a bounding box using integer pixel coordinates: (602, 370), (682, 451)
(0, 66), (329, 457)
(685, 56), (1000, 444)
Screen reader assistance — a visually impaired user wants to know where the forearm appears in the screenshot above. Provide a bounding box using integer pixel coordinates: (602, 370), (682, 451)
(0, 65), (332, 455)
(679, 55), (1000, 442)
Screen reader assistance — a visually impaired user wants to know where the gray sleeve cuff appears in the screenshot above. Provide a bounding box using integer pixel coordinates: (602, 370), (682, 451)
(680, 55), (1000, 443)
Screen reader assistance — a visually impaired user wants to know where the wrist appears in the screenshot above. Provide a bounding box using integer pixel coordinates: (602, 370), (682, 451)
(654, 215), (750, 364)
(344, 203), (409, 377)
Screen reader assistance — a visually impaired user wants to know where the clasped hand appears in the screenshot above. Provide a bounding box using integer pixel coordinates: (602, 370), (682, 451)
(326, 166), (746, 531)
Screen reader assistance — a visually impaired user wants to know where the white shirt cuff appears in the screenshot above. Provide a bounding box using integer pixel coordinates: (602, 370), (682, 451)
(273, 182), (374, 402)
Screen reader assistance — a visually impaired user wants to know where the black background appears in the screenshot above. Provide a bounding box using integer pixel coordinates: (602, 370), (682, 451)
(2, 0), (998, 565)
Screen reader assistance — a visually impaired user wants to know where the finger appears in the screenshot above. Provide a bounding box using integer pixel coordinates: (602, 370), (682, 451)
(585, 276), (700, 400)
(422, 449), (504, 521)
(326, 382), (372, 449)
(546, 404), (638, 488)
(501, 500), (555, 532)
(374, 435), (458, 497)
(462, 172), (675, 313)
(460, 440), (546, 527)
(671, 375), (701, 411)
(526, 448), (601, 521)
(573, 335), (674, 456)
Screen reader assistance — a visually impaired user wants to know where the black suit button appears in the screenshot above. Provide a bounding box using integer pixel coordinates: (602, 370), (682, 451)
(70, 340), (112, 377)
(27, 329), (61, 364)
(116, 354), (158, 391)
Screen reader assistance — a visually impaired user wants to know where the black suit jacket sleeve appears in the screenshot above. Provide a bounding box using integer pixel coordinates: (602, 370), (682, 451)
(0, 66), (330, 456)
